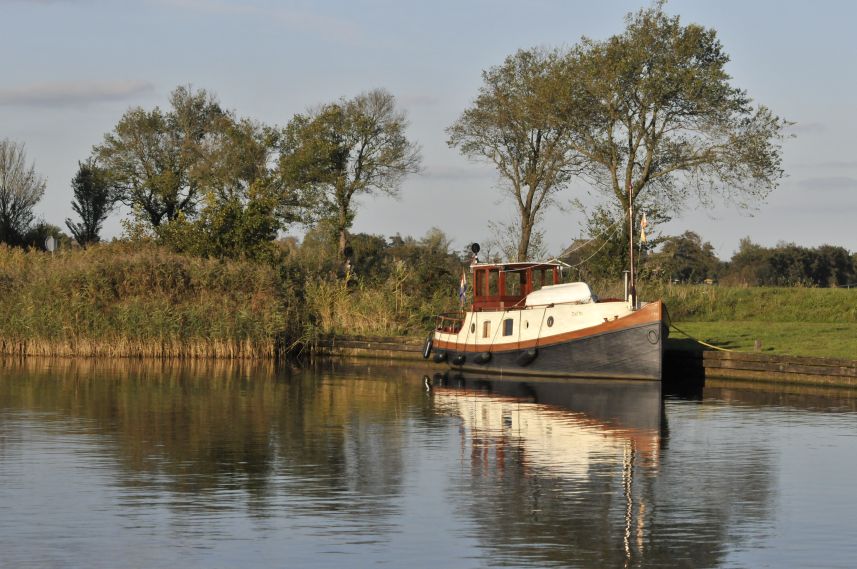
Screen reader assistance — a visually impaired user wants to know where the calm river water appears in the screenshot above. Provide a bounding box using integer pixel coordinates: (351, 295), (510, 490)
(1, 358), (856, 568)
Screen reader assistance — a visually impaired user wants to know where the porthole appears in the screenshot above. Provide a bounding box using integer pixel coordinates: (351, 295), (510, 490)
(525, 321), (529, 329)
(547, 316), (554, 327)
(647, 329), (659, 344)
(470, 323), (476, 333)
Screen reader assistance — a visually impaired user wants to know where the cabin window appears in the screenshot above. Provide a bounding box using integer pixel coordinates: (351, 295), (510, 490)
(482, 320), (491, 338)
(475, 270), (485, 297)
(504, 270), (524, 296)
(488, 271), (499, 297)
(503, 318), (513, 336)
(532, 269), (548, 291)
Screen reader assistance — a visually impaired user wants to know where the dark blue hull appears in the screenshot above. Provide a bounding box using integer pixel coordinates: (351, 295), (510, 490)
(437, 321), (667, 381)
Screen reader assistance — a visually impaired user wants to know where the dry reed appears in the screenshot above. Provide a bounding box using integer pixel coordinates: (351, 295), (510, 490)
(0, 242), (290, 358)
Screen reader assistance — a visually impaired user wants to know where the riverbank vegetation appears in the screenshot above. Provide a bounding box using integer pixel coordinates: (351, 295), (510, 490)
(2, 233), (856, 360)
(0, 242), (290, 358)
(0, 228), (462, 358)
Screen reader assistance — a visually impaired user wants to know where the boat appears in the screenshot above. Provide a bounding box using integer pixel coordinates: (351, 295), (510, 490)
(426, 252), (669, 380)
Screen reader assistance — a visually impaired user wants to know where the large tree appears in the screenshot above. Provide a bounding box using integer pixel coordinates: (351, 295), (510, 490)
(0, 138), (46, 246)
(563, 3), (788, 227)
(65, 161), (114, 246)
(448, 48), (580, 261)
(94, 85), (224, 228)
(159, 117), (286, 259)
(280, 89), (422, 258)
(648, 231), (720, 283)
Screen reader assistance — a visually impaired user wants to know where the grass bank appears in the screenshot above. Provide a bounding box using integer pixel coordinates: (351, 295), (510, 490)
(668, 321), (857, 360)
(631, 282), (857, 359)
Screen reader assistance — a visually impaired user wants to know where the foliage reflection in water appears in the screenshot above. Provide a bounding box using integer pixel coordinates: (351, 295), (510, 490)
(1, 358), (857, 568)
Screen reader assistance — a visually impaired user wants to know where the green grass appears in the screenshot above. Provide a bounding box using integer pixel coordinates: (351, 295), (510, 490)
(592, 281), (857, 360)
(669, 321), (857, 360)
(632, 282), (857, 323)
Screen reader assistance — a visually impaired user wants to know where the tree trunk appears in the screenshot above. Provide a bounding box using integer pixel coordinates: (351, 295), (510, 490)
(517, 214), (533, 262)
(337, 202), (349, 259)
(338, 226), (347, 259)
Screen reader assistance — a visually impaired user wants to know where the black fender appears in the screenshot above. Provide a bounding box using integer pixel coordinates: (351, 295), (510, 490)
(422, 334), (433, 359)
(516, 348), (538, 367)
(475, 352), (492, 365)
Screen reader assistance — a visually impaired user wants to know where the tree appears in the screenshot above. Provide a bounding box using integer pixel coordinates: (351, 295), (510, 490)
(94, 85), (224, 228)
(816, 245), (855, 287)
(722, 239), (856, 287)
(561, 3), (788, 226)
(158, 117), (287, 260)
(65, 161), (114, 246)
(724, 237), (770, 285)
(0, 138), (46, 246)
(648, 231), (720, 283)
(448, 48), (580, 261)
(280, 89), (422, 259)
(562, 204), (644, 282)
(23, 222), (72, 251)
(486, 218), (549, 263)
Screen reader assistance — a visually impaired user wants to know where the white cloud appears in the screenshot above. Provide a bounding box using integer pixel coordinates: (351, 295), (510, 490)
(0, 81), (155, 109)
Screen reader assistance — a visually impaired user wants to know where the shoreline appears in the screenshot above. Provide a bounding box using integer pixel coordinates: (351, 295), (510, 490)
(4, 332), (857, 390)
(311, 334), (857, 389)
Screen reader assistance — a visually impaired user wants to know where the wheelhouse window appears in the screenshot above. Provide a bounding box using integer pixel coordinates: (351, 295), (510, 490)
(487, 271), (499, 297)
(532, 269), (550, 291)
(504, 270), (525, 296)
(471, 263), (561, 310)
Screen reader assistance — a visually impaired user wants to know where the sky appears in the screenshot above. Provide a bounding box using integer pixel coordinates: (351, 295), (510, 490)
(2, 0), (856, 259)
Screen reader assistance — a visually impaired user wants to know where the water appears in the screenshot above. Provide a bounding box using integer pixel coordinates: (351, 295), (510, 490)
(1, 359), (857, 568)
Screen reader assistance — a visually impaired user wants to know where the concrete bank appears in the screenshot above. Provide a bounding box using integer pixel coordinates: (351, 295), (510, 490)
(313, 334), (857, 388)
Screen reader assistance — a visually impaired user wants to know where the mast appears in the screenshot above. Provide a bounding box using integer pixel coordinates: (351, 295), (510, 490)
(628, 184), (637, 310)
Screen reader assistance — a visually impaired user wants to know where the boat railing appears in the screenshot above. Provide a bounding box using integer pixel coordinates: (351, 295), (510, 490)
(435, 312), (465, 334)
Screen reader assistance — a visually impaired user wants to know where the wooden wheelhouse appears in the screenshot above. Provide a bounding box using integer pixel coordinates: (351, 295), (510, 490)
(470, 262), (561, 311)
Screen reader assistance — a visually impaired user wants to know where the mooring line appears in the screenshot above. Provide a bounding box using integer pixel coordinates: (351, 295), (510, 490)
(669, 323), (736, 353)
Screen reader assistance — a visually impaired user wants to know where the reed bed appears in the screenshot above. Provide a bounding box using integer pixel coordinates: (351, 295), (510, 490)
(0, 243), (290, 358)
(302, 265), (450, 339)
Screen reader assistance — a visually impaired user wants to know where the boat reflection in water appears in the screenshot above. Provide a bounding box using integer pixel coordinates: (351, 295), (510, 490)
(429, 372), (664, 566)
